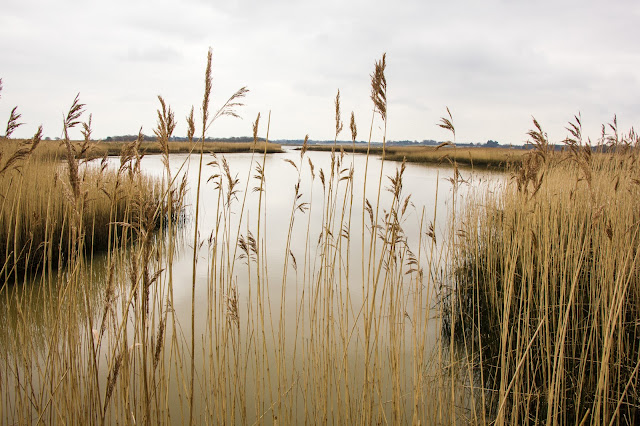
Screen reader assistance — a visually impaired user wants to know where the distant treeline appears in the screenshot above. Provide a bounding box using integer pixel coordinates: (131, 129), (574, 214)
(47, 134), (574, 151)
(276, 138), (530, 149)
(103, 135), (502, 146)
(98, 136), (582, 151)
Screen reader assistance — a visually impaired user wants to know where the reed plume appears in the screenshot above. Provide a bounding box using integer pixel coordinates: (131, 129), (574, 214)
(4, 106), (24, 138)
(350, 112), (356, 143)
(0, 126), (42, 175)
(335, 89), (343, 141)
(370, 53), (387, 121)
(186, 106), (195, 143)
(62, 94), (85, 199)
(437, 107), (455, 142)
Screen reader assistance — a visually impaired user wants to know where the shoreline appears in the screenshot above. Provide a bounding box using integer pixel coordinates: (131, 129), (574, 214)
(3, 139), (283, 159)
(304, 144), (525, 169)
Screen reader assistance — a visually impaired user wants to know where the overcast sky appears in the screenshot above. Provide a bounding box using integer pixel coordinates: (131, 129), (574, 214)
(1, 0), (639, 145)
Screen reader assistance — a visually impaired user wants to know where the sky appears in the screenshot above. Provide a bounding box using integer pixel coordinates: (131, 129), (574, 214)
(1, 0), (639, 145)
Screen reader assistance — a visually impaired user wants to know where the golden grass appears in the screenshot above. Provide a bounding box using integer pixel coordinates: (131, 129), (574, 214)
(1, 52), (447, 425)
(0, 142), (164, 276)
(448, 131), (640, 424)
(22, 139), (281, 162)
(308, 144), (526, 169)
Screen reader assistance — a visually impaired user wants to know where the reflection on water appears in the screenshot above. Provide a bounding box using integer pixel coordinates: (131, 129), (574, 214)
(1, 148), (504, 423)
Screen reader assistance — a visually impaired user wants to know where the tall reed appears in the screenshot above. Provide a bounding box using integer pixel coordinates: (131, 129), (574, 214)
(448, 117), (640, 424)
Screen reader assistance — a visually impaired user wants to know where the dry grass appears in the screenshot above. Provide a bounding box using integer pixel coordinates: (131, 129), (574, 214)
(17, 139), (281, 162)
(1, 52), (449, 425)
(309, 144), (526, 169)
(448, 119), (640, 424)
(0, 155), (163, 275)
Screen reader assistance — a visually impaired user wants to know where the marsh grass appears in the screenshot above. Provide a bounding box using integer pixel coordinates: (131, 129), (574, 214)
(448, 118), (640, 424)
(1, 52), (452, 424)
(14, 140), (281, 163)
(308, 144), (525, 169)
(0, 141), (166, 277)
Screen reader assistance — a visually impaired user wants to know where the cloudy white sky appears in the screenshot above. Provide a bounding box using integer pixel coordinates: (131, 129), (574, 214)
(1, 0), (639, 145)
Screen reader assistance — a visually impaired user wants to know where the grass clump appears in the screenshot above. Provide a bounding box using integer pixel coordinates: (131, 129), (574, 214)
(448, 118), (640, 424)
(0, 92), (167, 277)
(0, 152), (164, 276)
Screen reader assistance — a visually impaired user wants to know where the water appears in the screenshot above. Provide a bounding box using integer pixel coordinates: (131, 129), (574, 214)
(1, 147), (504, 424)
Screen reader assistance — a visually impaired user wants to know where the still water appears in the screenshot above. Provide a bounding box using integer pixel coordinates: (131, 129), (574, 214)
(2, 147), (503, 424)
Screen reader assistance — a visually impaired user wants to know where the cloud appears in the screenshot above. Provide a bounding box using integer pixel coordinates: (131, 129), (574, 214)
(120, 45), (184, 64)
(1, 0), (639, 143)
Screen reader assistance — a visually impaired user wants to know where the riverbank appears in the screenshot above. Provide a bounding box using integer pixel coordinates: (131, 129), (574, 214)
(2, 139), (282, 162)
(306, 144), (526, 169)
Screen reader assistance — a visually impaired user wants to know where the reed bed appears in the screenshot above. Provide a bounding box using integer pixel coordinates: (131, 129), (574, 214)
(448, 120), (640, 424)
(22, 140), (281, 162)
(309, 144), (525, 169)
(0, 152), (165, 277)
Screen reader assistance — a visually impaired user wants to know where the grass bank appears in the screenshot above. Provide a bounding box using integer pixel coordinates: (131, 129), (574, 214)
(21, 139), (281, 162)
(0, 136), (169, 277)
(308, 144), (526, 169)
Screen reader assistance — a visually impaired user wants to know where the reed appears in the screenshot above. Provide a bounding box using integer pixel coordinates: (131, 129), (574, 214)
(447, 117), (640, 424)
(15, 140), (281, 162)
(0, 141), (164, 277)
(308, 144), (525, 169)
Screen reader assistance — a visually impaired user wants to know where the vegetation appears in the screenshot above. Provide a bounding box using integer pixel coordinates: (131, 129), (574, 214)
(447, 117), (640, 424)
(1, 52), (637, 426)
(308, 144), (526, 169)
(104, 134), (267, 143)
(5, 139), (281, 162)
(0, 101), (170, 278)
(90, 139), (280, 155)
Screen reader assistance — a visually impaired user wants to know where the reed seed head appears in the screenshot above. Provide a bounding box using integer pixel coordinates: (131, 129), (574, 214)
(153, 317), (166, 370)
(203, 48), (213, 127)
(63, 94), (84, 199)
(335, 89), (343, 139)
(252, 113), (260, 145)
(187, 106), (195, 143)
(301, 134), (309, 159)
(370, 53), (387, 120)
(437, 107), (456, 142)
(5, 106), (24, 138)
(350, 112), (357, 143)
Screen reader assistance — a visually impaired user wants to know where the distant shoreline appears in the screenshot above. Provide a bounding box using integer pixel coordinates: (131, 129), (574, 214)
(305, 144), (526, 169)
(4, 139), (283, 159)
